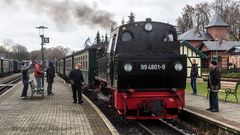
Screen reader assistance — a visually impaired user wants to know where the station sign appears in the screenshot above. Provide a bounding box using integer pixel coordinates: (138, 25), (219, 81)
(44, 37), (50, 43)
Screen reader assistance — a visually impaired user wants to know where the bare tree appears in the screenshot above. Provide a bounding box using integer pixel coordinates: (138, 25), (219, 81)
(3, 39), (14, 50)
(0, 46), (7, 58)
(176, 5), (195, 33)
(45, 46), (70, 60)
(29, 50), (41, 61)
(212, 0), (240, 40)
(194, 2), (211, 31)
(2, 39), (14, 58)
(0, 46), (7, 53)
(212, 0), (231, 15)
(177, 0), (240, 40)
(11, 44), (29, 60)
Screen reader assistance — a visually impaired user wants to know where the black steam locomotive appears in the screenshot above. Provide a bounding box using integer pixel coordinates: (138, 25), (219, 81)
(57, 18), (187, 119)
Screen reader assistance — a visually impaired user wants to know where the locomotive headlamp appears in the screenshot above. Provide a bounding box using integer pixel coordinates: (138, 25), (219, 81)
(174, 62), (183, 71)
(124, 63), (133, 72)
(122, 27), (127, 31)
(144, 23), (152, 32)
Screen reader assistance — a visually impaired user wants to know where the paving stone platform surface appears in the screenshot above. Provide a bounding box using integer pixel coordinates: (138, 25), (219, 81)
(0, 75), (112, 135)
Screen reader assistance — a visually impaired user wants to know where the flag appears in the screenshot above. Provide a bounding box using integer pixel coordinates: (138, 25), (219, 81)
(84, 37), (91, 48)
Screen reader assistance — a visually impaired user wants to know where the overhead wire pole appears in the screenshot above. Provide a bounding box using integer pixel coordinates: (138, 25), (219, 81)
(36, 26), (49, 89)
(215, 39), (218, 64)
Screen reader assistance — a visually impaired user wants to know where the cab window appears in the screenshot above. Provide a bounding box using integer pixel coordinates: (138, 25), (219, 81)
(163, 33), (174, 42)
(107, 34), (117, 53)
(122, 32), (133, 42)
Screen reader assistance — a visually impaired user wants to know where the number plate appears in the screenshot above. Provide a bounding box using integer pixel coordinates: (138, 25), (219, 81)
(140, 64), (166, 71)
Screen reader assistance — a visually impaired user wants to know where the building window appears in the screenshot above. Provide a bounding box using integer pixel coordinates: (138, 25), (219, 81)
(238, 57), (240, 68)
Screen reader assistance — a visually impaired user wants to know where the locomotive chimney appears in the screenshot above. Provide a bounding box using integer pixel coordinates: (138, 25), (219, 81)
(146, 18), (152, 22)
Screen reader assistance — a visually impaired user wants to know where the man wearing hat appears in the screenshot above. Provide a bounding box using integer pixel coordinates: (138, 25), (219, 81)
(207, 60), (221, 112)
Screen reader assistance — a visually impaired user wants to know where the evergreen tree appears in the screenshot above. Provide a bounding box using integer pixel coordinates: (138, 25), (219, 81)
(95, 31), (101, 43)
(121, 17), (125, 25)
(127, 12), (135, 24)
(105, 34), (108, 42)
(101, 35), (104, 42)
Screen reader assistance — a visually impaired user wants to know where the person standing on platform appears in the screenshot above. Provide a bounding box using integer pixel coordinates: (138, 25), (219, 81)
(34, 60), (43, 89)
(69, 63), (85, 104)
(21, 61), (32, 99)
(46, 61), (55, 96)
(207, 61), (221, 112)
(190, 59), (198, 95)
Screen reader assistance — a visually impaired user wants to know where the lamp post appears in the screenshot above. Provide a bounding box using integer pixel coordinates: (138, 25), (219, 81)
(36, 26), (49, 88)
(215, 39), (218, 63)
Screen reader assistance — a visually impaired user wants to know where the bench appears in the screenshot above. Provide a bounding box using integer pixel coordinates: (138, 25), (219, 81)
(207, 81), (239, 102)
(29, 80), (44, 98)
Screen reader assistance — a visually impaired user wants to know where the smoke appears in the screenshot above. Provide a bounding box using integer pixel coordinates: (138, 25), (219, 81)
(97, 93), (109, 102)
(1, 0), (116, 29)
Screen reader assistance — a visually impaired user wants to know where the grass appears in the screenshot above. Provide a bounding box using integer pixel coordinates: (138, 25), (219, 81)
(186, 82), (239, 103)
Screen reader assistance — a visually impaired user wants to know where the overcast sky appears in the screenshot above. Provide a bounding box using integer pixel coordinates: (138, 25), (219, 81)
(0, 0), (214, 52)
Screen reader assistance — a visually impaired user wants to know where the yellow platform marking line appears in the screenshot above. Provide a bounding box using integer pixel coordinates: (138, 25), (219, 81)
(61, 77), (119, 135)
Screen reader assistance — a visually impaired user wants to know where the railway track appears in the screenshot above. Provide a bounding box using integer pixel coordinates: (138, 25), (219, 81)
(0, 74), (22, 95)
(137, 118), (197, 135)
(159, 119), (188, 135)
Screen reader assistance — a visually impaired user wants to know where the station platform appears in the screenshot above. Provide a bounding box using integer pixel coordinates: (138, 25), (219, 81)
(0, 75), (117, 135)
(185, 94), (240, 133)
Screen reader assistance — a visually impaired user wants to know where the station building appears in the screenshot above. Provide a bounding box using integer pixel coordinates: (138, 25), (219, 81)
(179, 13), (240, 69)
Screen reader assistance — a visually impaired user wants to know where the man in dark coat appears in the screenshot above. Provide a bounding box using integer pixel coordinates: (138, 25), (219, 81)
(21, 61), (32, 99)
(207, 61), (221, 112)
(190, 59), (198, 95)
(46, 61), (55, 95)
(69, 63), (85, 104)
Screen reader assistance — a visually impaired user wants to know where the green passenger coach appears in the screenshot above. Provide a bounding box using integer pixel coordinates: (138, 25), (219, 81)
(57, 42), (108, 87)
(73, 48), (97, 86)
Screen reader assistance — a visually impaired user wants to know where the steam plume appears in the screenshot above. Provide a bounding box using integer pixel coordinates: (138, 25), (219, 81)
(1, 0), (116, 29)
